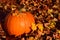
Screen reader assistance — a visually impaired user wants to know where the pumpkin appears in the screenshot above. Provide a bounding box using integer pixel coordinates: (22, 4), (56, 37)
(4, 10), (35, 37)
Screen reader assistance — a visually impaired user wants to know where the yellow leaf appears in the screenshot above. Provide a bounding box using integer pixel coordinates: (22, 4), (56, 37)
(36, 23), (44, 31)
(28, 37), (34, 40)
(57, 30), (60, 33)
(48, 9), (53, 14)
(31, 23), (37, 31)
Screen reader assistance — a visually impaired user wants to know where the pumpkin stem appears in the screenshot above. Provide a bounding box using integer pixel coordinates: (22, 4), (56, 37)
(19, 8), (26, 12)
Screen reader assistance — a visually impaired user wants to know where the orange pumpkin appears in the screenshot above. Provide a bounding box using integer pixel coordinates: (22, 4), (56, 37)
(4, 10), (35, 37)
